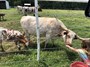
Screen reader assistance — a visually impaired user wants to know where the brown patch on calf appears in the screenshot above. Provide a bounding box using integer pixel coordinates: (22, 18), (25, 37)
(15, 35), (28, 46)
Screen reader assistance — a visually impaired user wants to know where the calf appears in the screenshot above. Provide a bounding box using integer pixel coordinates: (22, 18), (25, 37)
(0, 27), (28, 51)
(20, 16), (78, 48)
(22, 6), (42, 16)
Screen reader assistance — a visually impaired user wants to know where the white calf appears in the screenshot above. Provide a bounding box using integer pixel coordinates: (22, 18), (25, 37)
(20, 16), (77, 47)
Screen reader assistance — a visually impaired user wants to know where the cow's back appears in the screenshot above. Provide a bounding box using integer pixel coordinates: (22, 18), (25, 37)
(20, 16), (67, 36)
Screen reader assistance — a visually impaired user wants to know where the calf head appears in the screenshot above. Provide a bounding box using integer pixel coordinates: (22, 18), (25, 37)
(62, 30), (77, 46)
(14, 33), (29, 48)
(6, 32), (29, 50)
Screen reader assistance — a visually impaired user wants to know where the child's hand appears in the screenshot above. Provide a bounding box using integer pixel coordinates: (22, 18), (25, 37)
(66, 45), (70, 47)
(66, 45), (77, 52)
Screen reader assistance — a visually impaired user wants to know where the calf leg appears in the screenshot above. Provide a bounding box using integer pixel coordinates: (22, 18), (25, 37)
(51, 38), (55, 46)
(44, 33), (51, 48)
(25, 32), (30, 46)
(15, 41), (21, 50)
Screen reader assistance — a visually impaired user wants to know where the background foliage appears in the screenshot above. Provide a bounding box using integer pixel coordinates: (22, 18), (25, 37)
(7, 0), (87, 10)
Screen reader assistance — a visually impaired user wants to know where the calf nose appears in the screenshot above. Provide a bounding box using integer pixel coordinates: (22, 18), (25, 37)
(66, 42), (72, 46)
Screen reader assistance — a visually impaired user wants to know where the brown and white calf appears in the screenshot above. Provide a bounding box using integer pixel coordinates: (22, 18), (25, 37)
(22, 6), (42, 16)
(0, 27), (28, 51)
(20, 16), (78, 48)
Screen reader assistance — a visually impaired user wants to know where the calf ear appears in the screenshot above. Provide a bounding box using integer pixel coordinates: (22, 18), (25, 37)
(64, 31), (68, 35)
(2, 30), (7, 36)
(62, 30), (68, 35)
(61, 31), (67, 35)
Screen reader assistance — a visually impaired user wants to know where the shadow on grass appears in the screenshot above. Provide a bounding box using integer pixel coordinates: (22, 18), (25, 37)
(0, 50), (31, 57)
(28, 42), (62, 51)
(65, 49), (78, 61)
(38, 61), (48, 67)
(55, 44), (78, 61)
(0, 19), (7, 22)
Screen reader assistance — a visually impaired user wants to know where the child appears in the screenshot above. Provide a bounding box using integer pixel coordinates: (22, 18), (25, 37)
(66, 45), (90, 67)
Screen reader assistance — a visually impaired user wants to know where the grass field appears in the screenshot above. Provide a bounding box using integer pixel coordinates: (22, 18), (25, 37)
(0, 8), (90, 67)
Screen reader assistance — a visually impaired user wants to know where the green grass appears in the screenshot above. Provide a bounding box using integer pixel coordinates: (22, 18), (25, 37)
(0, 8), (90, 67)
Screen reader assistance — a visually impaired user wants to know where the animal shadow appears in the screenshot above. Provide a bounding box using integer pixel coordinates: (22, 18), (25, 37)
(28, 42), (60, 51)
(65, 49), (78, 61)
